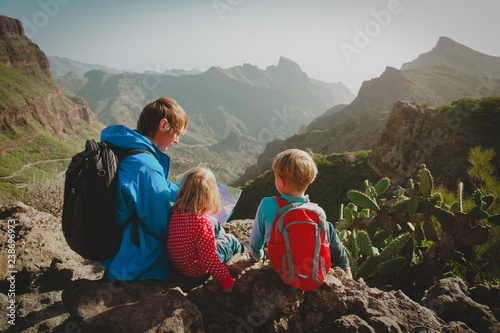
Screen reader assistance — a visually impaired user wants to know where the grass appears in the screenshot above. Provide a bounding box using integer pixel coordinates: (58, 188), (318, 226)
(0, 135), (83, 177)
(404, 65), (500, 107)
(0, 64), (57, 109)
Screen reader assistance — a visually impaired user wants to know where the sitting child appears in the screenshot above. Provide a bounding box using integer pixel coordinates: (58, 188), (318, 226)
(249, 149), (352, 278)
(167, 167), (242, 293)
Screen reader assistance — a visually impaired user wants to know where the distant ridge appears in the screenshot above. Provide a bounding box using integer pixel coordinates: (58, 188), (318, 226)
(164, 68), (201, 76)
(48, 56), (121, 78)
(401, 36), (500, 78)
(57, 56), (355, 140)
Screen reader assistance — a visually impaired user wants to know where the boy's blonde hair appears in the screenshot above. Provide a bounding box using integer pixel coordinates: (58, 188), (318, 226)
(272, 149), (318, 191)
(172, 167), (220, 216)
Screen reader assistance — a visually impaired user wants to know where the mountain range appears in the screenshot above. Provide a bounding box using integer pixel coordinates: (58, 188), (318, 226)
(49, 56), (202, 79)
(55, 56), (355, 141)
(52, 50), (355, 184)
(1, 13), (500, 206)
(234, 36), (500, 187)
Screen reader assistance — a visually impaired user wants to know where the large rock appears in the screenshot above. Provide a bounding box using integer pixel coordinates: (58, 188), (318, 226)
(1, 202), (496, 332)
(0, 202), (103, 332)
(368, 100), (479, 189)
(61, 257), (476, 333)
(61, 279), (204, 333)
(188, 258), (451, 332)
(421, 277), (500, 333)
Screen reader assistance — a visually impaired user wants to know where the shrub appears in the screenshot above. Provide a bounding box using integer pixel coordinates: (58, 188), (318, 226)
(22, 174), (64, 217)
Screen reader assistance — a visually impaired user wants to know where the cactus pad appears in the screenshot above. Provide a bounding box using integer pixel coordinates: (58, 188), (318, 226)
(423, 219), (439, 241)
(378, 257), (407, 274)
(406, 197), (419, 217)
(419, 165), (433, 198)
(348, 190), (380, 211)
(482, 194), (495, 210)
(489, 214), (500, 226)
(375, 178), (390, 196)
(355, 255), (381, 279)
(433, 207), (457, 229)
(380, 233), (411, 260)
(357, 230), (374, 257)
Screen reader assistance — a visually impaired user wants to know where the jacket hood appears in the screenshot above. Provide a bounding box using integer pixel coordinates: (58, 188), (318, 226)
(100, 125), (170, 165)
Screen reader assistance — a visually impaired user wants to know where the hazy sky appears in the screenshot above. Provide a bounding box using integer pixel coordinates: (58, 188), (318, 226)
(1, 0), (499, 94)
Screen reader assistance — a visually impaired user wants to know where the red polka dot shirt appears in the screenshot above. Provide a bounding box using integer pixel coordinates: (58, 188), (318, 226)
(167, 209), (233, 290)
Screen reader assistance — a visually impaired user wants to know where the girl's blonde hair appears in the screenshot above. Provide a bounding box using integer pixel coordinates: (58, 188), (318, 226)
(172, 167), (220, 216)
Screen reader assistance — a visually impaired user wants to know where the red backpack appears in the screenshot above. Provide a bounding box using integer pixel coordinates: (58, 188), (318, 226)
(268, 196), (331, 291)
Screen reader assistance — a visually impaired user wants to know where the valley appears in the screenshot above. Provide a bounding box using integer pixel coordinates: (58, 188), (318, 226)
(1, 12), (500, 333)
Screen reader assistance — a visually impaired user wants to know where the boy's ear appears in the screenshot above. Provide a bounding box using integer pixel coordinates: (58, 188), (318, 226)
(276, 173), (285, 185)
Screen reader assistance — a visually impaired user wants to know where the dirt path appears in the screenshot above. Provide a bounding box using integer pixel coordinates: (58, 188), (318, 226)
(0, 158), (71, 180)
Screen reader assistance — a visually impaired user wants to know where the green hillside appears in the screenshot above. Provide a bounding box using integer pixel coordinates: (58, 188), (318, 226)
(0, 16), (103, 199)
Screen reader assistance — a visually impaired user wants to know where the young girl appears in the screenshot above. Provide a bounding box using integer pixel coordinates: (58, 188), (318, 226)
(167, 167), (242, 292)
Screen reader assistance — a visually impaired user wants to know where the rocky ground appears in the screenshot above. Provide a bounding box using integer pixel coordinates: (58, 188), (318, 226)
(1, 201), (499, 332)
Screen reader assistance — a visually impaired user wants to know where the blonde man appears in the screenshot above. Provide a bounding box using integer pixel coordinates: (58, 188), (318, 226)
(249, 149), (352, 277)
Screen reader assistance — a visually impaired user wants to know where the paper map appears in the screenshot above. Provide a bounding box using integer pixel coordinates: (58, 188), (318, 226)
(214, 183), (242, 223)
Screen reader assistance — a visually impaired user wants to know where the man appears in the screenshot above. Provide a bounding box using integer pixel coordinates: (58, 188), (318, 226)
(99, 96), (188, 280)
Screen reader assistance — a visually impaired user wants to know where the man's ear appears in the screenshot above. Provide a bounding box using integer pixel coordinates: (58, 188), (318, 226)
(159, 118), (170, 132)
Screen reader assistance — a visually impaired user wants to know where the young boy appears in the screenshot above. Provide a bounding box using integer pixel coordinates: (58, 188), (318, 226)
(249, 149), (352, 278)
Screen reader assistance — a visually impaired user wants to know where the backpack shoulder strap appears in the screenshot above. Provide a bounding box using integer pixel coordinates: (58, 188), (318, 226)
(109, 146), (158, 247)
(274, 196), (287, 209)
(117, 148), (156, 161)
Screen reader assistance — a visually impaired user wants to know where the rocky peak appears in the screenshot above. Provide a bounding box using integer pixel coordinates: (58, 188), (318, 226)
(401, 36), (500, 78)
(0, 15), (24, 39)
(0, 15), (51, 78)
(266, 56), (309, 86)
(435, 36), (458, 49)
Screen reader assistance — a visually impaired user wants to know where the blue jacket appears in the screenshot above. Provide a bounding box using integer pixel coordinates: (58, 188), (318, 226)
(99, 125), (179, 280)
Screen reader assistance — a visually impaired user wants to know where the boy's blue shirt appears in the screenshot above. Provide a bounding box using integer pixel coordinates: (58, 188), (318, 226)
(249, 193), (349, 269)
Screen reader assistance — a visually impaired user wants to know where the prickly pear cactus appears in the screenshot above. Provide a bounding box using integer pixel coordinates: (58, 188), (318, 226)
(347, 190), (380, 211)
(338, 165), (497, 291)
(418, 164), (433, 198)
(355, 255), (381, 280)
(380, 233), (410, 260)
(357, 230), (374, 257)
(378, 257), (407, 274)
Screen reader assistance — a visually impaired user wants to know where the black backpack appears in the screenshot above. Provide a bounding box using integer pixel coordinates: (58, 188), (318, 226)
(62, 139), (155, 261)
